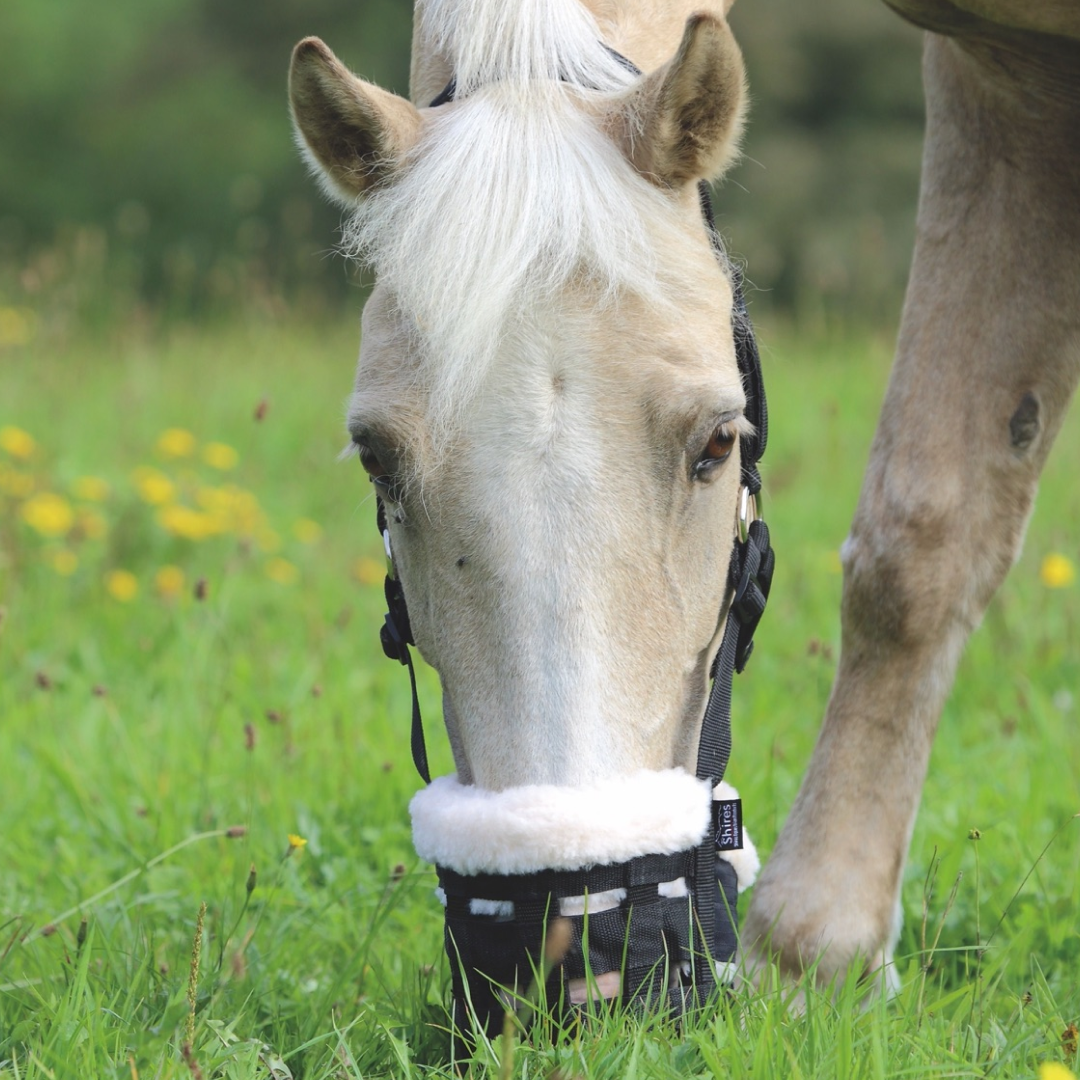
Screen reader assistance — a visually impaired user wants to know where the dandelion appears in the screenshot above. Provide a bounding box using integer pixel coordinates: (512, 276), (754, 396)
(76, 508), (108, 540)
(265, 557), (298, 585)
(1039, 1065), (1077, 1080)
(132, 466), (176, 506)
(202, 442), (238, 470)
(105, 569), (138, 602)
(286, 834), (307, 855)
(155, 565), (185, 599)
(1040, 553), (1076, 589)
(256, 527), (281, 553)
(156, 428), (197, 458)
(353, 556), (384, 585)
(47, 549), (79, 576)
(293, 518), (323, 544)
(21, 492), (74, 537)
(0, 464), (35, 498)
(0, 425), (35, 458)
(0, 307), (36, 348)
(72, 475), (110, 501)
(157, 505), (220, 541)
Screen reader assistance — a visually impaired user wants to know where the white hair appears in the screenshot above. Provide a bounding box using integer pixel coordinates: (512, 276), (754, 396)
(341, 0), (697, 434)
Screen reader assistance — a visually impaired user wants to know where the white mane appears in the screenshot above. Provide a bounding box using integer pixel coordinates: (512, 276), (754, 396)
(342, 0), (693, 433)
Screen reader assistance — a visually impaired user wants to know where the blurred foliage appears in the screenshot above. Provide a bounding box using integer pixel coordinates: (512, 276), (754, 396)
(0, 0), (924, 333)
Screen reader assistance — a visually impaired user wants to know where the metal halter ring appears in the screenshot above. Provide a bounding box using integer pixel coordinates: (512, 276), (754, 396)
(737, 485), (759, 544)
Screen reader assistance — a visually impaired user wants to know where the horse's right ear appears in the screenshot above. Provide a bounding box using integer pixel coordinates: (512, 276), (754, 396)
(618, 14), (746, 189)
(289, 37), (422, 204)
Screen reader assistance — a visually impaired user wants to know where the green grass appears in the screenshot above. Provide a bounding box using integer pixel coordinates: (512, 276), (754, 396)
(0, 318), (1077, 1078)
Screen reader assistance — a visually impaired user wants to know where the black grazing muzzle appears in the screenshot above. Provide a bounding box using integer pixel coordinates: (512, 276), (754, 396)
(369, 74), (775, 1045)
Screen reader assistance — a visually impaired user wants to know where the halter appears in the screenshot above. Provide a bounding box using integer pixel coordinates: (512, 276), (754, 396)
(370, 70), (774, 1042)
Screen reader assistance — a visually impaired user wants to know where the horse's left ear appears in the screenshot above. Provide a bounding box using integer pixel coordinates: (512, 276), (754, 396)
(289, 37), (422, 204)
(620, 14), (746, 188)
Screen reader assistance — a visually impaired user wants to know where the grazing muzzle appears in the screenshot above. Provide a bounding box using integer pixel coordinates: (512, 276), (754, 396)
(369, 72), (774, 1042)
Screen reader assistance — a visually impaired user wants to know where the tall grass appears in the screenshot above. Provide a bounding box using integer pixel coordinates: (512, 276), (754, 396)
(1, 319), (1077, 1077)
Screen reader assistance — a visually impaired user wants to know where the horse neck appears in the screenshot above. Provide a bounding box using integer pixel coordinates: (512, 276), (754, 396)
(408, 0), (732, 106)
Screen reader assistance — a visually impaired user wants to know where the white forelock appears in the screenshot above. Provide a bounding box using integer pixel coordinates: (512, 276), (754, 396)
(342, 1), (695, 439)
(416, 0), (635, 95)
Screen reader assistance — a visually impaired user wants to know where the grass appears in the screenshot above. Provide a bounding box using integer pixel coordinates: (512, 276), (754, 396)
(0, 316), (1077, 1078)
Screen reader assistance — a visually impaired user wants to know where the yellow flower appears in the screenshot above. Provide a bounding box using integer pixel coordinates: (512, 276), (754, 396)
(21, 492), (74, 537)
(47, 549), (79, 576)
(157, 504), (220, 541)
(0, 307), (36, 348)
(256, 527), (281, 553)
(0, 425), (35, 459)
(353, 557), (384, 586)
(265, 557), (298, 585)
(72, 475), (110, 502)
(105, 569), (138, 602)
(0, 464), (35, 498)
(203, 442), (238, 470)
(293, 518), (323, 544)
(156, 428), (197, 458)
(154, 565), (185, 599)
(1040, 553), (1076, 589)
(77, 508), (108, 540)
(287, 834), (307, 850)
(1039, 1065), (1077, 1080)
(132, 466), (176, 506)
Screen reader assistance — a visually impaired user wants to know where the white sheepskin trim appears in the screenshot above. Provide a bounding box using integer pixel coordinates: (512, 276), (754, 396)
(714, 780), (760, 892)
(559, 888), (625, 917)
(410, 769), (711, 876)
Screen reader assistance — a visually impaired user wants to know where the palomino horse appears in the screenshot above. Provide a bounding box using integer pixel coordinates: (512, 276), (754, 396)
(289, 0), (1080, 1016)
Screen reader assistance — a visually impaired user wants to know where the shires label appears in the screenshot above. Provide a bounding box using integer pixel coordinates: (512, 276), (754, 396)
(714, 799), (743, 852)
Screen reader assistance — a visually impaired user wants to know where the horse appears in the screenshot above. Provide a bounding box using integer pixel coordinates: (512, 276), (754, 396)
(288, 0), (1080, 1023)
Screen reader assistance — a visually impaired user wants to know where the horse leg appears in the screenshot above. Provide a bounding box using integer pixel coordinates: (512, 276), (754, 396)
(744, 29), (1080, 985)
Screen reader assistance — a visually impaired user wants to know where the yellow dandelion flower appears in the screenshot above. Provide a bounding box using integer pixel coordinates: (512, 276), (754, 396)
(156, 428), (197, 458)
(132, 466), (176, 506)
(105, 569), (138, 602)
(0, 425), (35, 459)
(77, 508), (108, 540)
(265, 557), (298, 585)
(157, 504), (220, 541)
(288, 834), (307, 849)
(72, 475), (110, 501)
(293, 518), (323, 544)
(47, 549), (79, 576)
(0, 464), (35, 498)
(1039, 1065), (1077, 1080)
(256, 527), (281, 553)
(203, 442), (238, 470)
(1040, 553), (1076, 589)
(20, 492), (74, 537)
(154, 565), (185, 599)
(353, 556), (384, 586)
(0, 307), (36, 348)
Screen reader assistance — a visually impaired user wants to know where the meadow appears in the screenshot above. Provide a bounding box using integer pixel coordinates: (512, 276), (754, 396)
(0, 316), (1077, 1079)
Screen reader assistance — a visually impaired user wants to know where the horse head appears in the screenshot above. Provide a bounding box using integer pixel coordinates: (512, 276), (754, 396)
(290, 0), (762, 1033)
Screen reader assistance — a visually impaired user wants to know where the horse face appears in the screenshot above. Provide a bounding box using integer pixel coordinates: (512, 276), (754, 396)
(291, 16), (748, 792)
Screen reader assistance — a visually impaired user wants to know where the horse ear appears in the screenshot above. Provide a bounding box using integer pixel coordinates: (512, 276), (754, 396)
(289, 37), (422, 204)
(622, 14), (746, 188)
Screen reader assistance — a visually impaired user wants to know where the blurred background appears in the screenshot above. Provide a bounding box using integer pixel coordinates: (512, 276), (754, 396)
(0, 0), (925, 344)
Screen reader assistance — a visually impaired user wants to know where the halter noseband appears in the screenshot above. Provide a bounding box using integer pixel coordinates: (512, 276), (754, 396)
(371, 68), (774, 1043)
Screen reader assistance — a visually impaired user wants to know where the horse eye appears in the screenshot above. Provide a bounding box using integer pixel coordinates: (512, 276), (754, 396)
(357, 444), (388, 480)
(693, 425), (737, 480)
(703, 426), (736, 464)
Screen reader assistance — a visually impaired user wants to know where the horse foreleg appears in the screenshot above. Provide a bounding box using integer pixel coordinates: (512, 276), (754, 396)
(744, 30), (1080, 986)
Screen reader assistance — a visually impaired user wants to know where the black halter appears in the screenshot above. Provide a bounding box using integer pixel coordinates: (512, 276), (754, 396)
(371, 72), (774, 1042)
